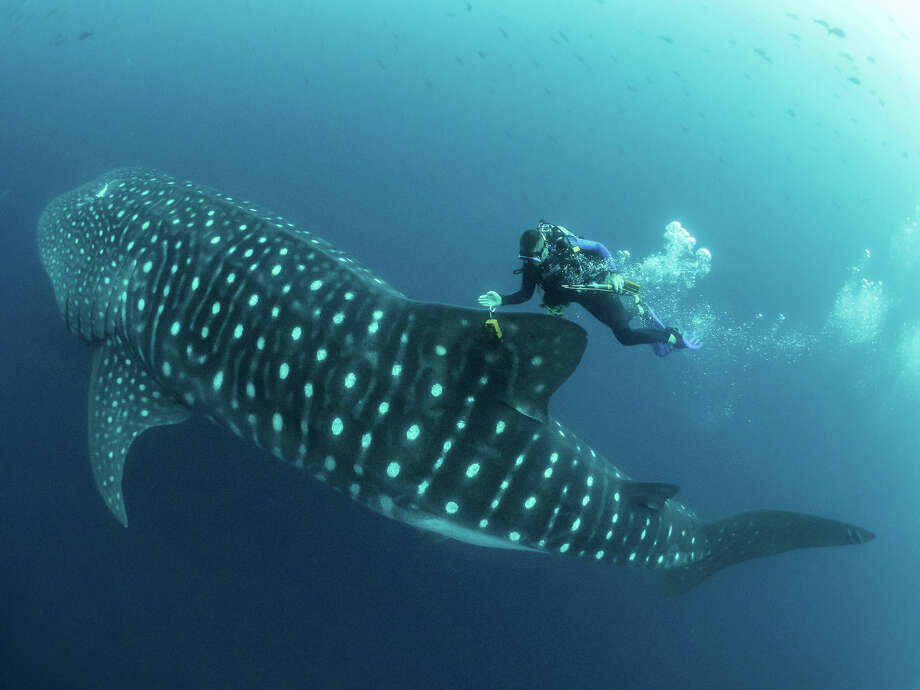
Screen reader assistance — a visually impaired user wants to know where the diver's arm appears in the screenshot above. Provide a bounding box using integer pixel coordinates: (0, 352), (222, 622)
(574, 238), (617, 271)
(499, 268), (537, 305)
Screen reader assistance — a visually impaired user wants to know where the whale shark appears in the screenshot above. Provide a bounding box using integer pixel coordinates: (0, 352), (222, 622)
(38, 169), (873, 592)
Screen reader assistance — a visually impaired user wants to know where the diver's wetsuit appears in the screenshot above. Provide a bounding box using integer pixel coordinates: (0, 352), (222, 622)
(500, 238), (674, 347)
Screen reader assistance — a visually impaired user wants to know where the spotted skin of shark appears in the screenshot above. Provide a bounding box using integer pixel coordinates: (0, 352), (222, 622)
(38, 169), (873, 592)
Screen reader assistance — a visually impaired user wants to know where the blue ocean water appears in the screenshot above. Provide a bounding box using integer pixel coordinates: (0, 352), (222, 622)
(1, 1), (918, 688)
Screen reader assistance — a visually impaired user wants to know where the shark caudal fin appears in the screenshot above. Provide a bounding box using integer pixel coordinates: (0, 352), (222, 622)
(662, 510), (874, 595)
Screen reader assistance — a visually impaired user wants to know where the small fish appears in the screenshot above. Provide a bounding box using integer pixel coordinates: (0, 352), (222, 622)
(813, 19), (846, 38)
(658, 35), (674, 44)
(77, 30), (93, 41)
(753, 48), (773, 64)
(848, 76), (861, 85)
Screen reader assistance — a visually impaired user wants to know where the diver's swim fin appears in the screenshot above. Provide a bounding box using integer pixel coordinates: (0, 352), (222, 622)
(646, 307), (701, 356)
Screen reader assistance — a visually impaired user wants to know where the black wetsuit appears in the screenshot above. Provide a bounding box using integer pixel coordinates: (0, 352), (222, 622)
(500, 244), (674, 347)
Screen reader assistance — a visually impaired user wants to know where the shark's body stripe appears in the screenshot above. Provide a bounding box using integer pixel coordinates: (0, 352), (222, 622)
(38, 169), (873, 592)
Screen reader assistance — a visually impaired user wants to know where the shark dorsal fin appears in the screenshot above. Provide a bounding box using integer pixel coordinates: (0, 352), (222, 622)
(409, 304), (588, 424)
(485, 311), (587, 423)
(620, 482), (680, 511)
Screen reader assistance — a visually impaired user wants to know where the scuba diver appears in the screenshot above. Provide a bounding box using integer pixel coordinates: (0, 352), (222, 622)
(477, 221), (701, 356)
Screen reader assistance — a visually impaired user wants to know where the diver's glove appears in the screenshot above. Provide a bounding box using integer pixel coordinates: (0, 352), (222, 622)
(606, 272), (626, 293)
(635, 298), (645, 316)
(478, 291), (502, 308)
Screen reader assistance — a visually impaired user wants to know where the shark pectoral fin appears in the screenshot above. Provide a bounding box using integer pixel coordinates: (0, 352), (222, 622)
(490, 313), (588, 423)
(88, 341), (189, 526)
(621, 482), (679, 511)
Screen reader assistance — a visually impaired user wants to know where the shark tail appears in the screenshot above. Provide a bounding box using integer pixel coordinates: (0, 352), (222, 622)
(662, 510), (874, 595)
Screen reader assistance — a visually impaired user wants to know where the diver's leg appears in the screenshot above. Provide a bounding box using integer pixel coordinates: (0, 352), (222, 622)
(577, 295), (671, 346)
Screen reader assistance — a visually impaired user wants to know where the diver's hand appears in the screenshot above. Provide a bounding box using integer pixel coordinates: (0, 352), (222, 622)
(478, 291), (501, 308)
(607, 273), (626, 293)
(635, 296), (645, 316)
